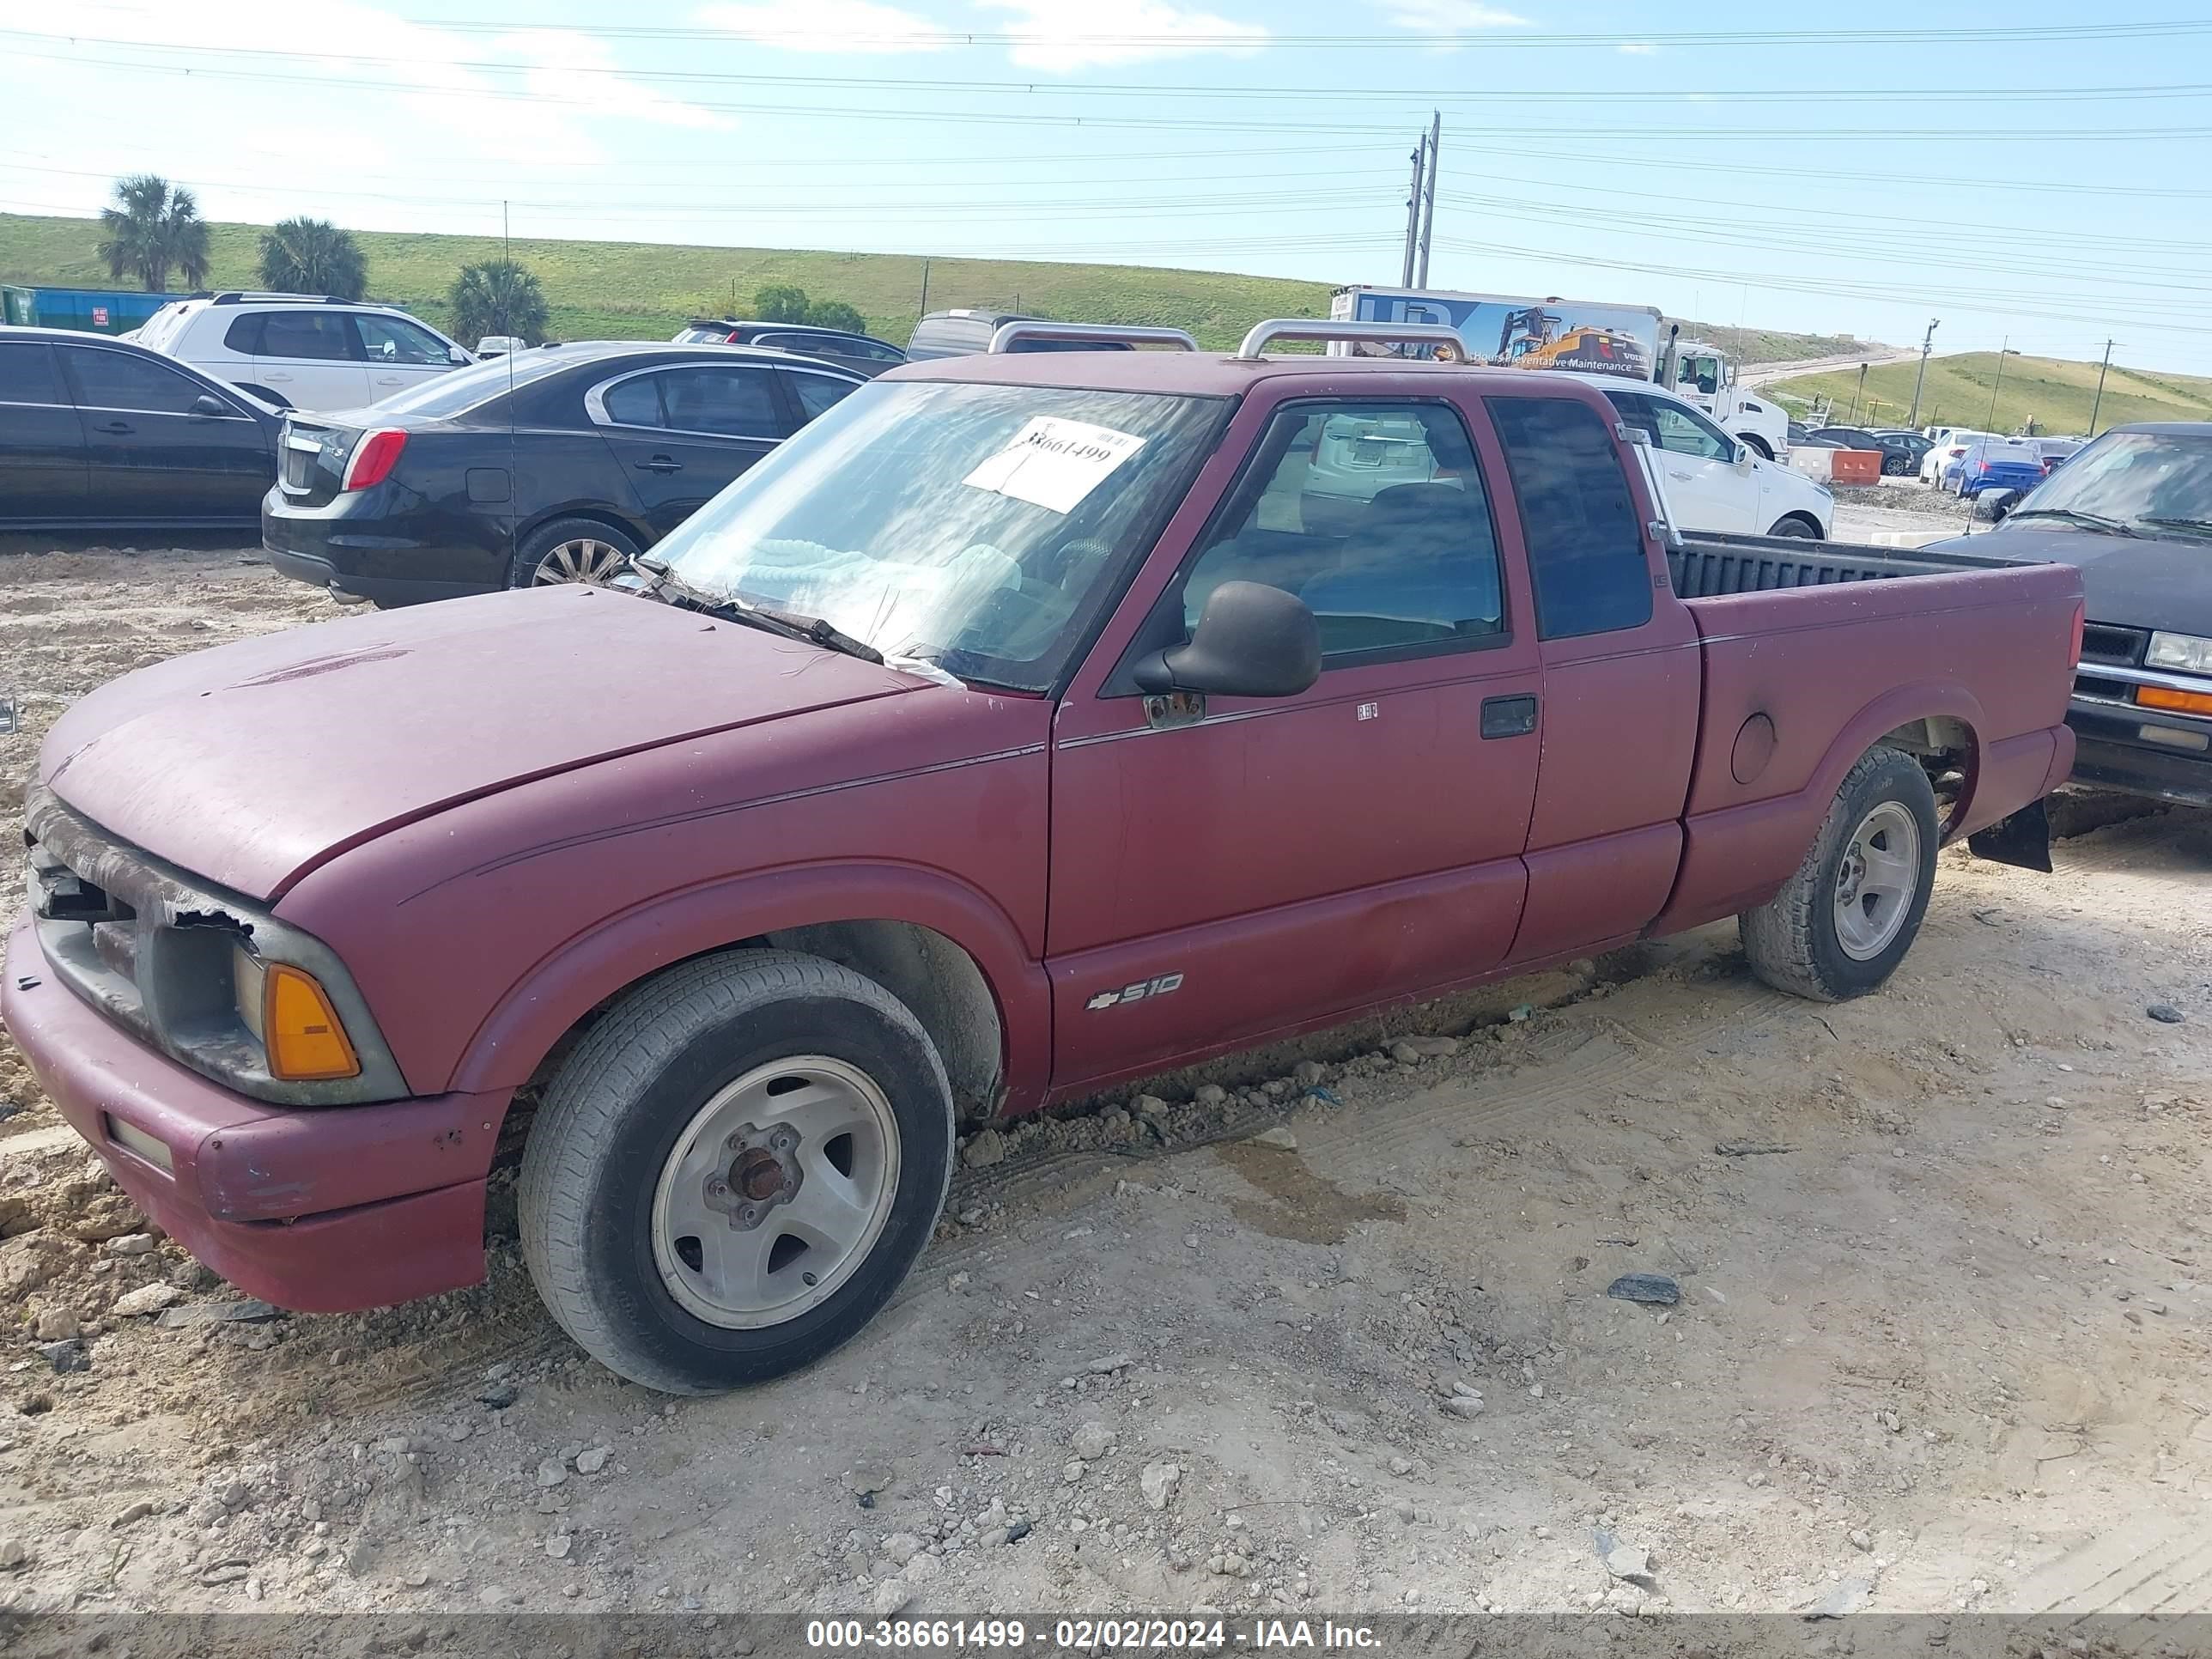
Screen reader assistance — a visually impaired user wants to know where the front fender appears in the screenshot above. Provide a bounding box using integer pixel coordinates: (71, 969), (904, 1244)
(446, 860), (1053, 1109)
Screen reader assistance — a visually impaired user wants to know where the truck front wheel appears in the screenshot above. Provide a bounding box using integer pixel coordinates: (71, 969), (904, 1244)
(519, 950), (955, 1393)
(1740, 747), (1939, 1001)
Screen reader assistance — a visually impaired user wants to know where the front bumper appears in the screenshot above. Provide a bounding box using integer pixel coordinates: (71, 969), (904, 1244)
(2, 915), (506, 1312)
(2066, 698), (2212, 809)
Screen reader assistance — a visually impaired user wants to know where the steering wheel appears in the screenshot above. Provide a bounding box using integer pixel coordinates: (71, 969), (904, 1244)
(1034, 537), (1114, 591)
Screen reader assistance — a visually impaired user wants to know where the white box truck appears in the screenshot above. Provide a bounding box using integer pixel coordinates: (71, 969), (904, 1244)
(1329, 287), (1789, 459)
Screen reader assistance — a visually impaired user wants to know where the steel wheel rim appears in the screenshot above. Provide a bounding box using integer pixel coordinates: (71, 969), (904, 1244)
(1833, 800), (1921, 961)
(649, 1056), (901, 1329)
(532, 538), (628, 586)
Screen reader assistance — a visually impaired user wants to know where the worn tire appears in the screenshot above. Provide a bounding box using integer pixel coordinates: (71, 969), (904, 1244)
(1766, 514), (1820, 538)
(507, 516), (642, 589)
(518, 949), (955, 1394)
(1740, 747), (1940, 1002)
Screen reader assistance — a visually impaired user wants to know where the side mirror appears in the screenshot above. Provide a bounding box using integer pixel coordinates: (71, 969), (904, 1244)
(190, 392), (228, 416)
(1976, 488), (2021, 523)
(1733, 443), (1754, 471)
(1134, 580), (1321, 700)
(449, 344), (471, 364)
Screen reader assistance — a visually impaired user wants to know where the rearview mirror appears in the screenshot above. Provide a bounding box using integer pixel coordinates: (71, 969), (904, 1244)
(1134, 580), (1321, 700)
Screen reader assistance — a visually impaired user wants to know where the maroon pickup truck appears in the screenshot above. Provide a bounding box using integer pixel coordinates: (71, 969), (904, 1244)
(3, 322), (2081, 1393)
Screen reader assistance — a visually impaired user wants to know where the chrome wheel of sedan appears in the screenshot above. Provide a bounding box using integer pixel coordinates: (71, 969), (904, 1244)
(650, 1056), (902, 1329)
(1832, 800), (1922, 961)
(532, 538), (629, 586)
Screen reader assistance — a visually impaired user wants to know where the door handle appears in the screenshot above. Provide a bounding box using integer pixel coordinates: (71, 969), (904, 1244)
(1668, 468), (1694, 481)
(263, 372), (294, 382)
(1480, 694), (1538, 738)
(635, 457), (683, 473)
(95, 421), (133, 434)
(374, 375), (404, 386)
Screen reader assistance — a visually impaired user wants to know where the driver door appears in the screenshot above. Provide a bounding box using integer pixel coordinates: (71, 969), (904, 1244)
(1044, 391), (1543, 1094)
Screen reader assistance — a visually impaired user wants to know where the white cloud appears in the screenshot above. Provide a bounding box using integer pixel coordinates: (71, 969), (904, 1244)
(693, 0), (950, 54)
(978, 0), (1270, 72)
(1378, 0), (1531, 32)
(33, 2), (726, 168)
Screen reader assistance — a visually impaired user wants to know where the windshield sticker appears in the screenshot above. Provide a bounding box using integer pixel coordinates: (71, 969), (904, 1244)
(961, 417), (1148, 514)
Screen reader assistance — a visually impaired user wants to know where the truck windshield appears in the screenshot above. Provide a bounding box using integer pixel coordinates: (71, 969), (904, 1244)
(648, 379), (1231, 690)
(2013, 430), (2212, 535)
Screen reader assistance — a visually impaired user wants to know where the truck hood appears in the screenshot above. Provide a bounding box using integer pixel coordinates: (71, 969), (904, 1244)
(40, 586), (922, 902)
(1923, 525), (2212, 637)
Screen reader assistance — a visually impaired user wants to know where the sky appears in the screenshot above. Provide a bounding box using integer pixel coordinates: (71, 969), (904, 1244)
(4, 2), (2212, 369)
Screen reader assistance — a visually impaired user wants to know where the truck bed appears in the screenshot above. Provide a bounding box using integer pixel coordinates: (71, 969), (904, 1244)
(1667, 530), (2013, 599)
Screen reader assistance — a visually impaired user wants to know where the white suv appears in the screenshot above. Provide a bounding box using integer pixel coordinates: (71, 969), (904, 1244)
(132, 293), (473, 411)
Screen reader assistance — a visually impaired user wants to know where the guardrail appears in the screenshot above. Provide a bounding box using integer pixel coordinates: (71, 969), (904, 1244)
(986, 322), (1199, 354)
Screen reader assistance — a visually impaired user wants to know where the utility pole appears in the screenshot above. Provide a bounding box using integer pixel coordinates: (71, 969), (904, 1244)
(2088, 337), (2114, 437)
(1401, 138), (1426, 287)
(1984, 334), (2010, 431)
(1850, 362), (1868, 424)
(1907, 318), (1939, 428)
(1414, 112), (1441, 287)
(918, 258), (930, 321)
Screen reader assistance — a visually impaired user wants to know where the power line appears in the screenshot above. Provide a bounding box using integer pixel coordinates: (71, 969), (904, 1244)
(10, 30), (2212, 106)
(406, 16), (2212, 50)
(22, 46), (2212, 142)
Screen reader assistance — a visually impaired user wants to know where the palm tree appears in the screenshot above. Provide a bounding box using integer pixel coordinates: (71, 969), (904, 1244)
(96, 175), (210, 293)
(258, 218), (367, 301)
(449, 259), (550, 346)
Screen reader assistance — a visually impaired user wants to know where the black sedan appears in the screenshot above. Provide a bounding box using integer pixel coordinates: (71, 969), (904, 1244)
(261, 343), (864, 606)
(1808, 426), (1930, 476)
(0, 325), (280, 530)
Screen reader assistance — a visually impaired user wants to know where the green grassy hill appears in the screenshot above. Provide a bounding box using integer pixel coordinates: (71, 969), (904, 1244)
(3, 209), (1875, 364)
(1662, 319), (1872, 365)
(0, 212), (1331, 351)
(1766, 350), (2212, 435)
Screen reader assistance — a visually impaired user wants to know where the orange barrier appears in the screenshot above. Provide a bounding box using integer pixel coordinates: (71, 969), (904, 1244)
(1828, 448), (1881, 485)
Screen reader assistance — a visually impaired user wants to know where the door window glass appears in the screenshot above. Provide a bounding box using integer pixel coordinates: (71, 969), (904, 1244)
(786, 371), (857, 422)
(659, 366), (785, 439)
(257, 312), (357, 362)
(598, 374), (665, 428)
(1486, 395), (1654, 639)
(222, 314), (265, 355)
(1178, 402), (1505, 660)
(355, 313), (453, 367)
(60, 347), (210, 415)
(0, 341), (64, 405)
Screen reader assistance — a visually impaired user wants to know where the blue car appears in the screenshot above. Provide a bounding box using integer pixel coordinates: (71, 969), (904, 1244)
(1951, 438), (2048, 498)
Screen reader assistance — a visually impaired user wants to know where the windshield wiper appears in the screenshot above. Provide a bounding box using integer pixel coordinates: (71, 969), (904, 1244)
(2138, 516), (2212, 538)
(625, 556), (884, 664)
(2003, 508), (2141, 536)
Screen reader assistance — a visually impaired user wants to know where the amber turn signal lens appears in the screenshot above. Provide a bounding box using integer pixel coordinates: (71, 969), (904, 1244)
(264, 964), (361, 1080)
(2136, 684), (2212, 719)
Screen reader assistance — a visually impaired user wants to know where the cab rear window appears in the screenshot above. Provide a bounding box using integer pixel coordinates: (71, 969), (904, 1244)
(1486, 395), (1653, 640)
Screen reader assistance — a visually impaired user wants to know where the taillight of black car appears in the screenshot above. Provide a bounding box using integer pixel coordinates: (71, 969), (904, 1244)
(342, 429), (409, 491)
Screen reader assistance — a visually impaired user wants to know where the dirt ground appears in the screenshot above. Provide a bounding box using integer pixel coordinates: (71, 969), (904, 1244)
(2, 542), (2209, 1628)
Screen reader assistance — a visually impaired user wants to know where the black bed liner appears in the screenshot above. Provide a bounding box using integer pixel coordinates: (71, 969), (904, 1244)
(1668, 530), (2021, 599)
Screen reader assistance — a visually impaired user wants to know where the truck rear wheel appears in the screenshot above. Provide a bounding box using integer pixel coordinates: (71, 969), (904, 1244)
(518, 950), (954, 1394)
(1741, 747), (1939, 1002)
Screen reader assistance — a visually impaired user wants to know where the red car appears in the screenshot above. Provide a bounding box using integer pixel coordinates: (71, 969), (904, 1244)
(6, 324), (2081, 1392)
